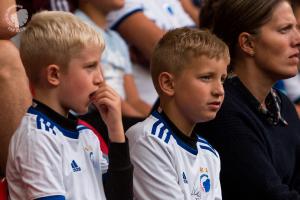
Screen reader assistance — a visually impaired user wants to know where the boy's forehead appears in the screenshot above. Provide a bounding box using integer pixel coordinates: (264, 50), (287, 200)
(187, 54), (229, 64)
(72, 45), (102, 58)
(182, 55), (229, 71)
(67, 45), (102, 67)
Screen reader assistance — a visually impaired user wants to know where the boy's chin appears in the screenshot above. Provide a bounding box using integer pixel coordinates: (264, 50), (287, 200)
(73, 107), (89, 116)
(197, 113), (217, 123)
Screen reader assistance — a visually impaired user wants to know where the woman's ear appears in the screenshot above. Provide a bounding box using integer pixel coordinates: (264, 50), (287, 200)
(46, 64), (60, 86)
(238, 32), (256, 56)
(158, 72), (175, 96)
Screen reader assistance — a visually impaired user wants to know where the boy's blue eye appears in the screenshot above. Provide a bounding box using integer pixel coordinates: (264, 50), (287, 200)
(199, 75), (211, 81)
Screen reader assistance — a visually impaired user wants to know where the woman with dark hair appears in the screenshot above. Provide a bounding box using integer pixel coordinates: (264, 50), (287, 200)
(196, 0), (300, 199)
(275, 0), (300, 117)
(199, 0), (220, 30)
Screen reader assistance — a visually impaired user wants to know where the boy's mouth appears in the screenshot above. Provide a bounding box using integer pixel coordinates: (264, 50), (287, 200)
(89, 91), (96, 100)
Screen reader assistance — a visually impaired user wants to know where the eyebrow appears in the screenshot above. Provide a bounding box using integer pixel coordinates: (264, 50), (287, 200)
(84, 61), (98, 66)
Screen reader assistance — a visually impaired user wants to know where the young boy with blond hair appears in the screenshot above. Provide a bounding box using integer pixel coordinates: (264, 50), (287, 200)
(126, 27), (229, 200)
(6, 11), (132, 200)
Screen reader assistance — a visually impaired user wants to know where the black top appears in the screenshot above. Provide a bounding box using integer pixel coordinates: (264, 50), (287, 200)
(195, 77), (300, 200)
(33, 99), (133, 200)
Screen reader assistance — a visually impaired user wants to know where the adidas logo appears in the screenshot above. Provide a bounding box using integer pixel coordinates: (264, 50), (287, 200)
(182, 172), (188, 184)
(71, 160), (81, 172)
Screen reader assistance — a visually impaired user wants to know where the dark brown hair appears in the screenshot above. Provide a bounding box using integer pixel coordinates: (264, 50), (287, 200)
(211, 0), (287, 62)
(291, 0), (300, 11)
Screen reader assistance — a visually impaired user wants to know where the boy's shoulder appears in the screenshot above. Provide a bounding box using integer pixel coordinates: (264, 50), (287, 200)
(10, 107), (100, 158)
(25, 106), (94, 140)
(196, 135), (219, 158)
(126, 112), (173, 145)
(27, 107), (71, 138)
(127, 111), (219, 159)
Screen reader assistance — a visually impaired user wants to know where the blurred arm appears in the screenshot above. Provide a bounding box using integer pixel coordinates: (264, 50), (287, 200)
(124, 74), (151, 116)
(0, 40), (31, 176)
(180, 0), (200, 25)
(115, 11), (165, 61)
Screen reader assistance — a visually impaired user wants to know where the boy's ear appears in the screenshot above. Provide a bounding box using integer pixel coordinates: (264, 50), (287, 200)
(238, 32), (255, 56)
(46, 64), (60, 86)
(158, 72), (175, 96)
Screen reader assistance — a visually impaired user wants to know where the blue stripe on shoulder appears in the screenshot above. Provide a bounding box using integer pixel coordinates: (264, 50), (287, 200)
(28, 107), (80, 139)
(151, 110), (198, 155)
(198, 137), (209, 144)
(197, 136), (218, 157)
(151, 111), (173, 145)
(158, 125), (167, 139)
(35, 195), (65, 200)
(151, 119), (161, 136)
(164, 131), (171, 143)
(199, 145), (218, 157)
(111, 8), (143, 30)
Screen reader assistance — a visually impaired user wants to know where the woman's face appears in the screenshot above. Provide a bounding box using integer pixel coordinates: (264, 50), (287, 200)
(252, 1), (300, 81)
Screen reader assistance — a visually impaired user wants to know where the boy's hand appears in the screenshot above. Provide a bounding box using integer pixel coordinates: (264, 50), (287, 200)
(91, 83), (125, 143)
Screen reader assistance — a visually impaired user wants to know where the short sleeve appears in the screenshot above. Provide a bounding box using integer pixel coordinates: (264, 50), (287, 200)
(8, 126), (65, 199)
(107, 0), (143, 29)
(129, 134), (184, 200)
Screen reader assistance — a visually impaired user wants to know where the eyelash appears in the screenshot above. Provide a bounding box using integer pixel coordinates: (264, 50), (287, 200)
(85, 64), (97, 69)
(221, 77), (226, 84)
(200, 76), (211, 81)
(279, 26), (292, 33)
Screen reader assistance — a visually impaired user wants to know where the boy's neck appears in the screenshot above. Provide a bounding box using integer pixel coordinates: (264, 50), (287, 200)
(80, 3), (107, 28)
(161, 102), (195, 137)
(34, 89), (69, 118)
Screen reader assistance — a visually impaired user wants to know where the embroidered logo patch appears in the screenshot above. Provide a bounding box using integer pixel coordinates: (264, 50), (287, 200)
(200, 174), (210, 193)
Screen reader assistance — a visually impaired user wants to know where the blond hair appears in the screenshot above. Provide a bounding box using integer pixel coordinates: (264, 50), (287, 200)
(150, 27), (230, 94)
(20, 11), (105, 85)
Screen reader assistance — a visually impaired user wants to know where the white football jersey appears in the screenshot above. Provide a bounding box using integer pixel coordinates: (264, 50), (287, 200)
(126, 110), (222, 200)
(107, 0), (195, 31)
(6, 103), (108, 200)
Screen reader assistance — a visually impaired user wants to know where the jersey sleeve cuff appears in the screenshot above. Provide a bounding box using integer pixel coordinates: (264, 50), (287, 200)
(108, 137), (132, 170)
(110, 8), (143, 30)
(35, 195), (65, 200)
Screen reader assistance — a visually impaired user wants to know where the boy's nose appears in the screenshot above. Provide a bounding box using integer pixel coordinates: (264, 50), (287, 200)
(94, 67), (104, 86)
(212, 82), (224, 97)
